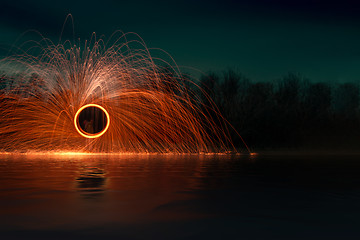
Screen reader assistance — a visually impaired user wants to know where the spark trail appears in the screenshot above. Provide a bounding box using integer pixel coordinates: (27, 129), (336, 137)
(0, 31), (248, 153)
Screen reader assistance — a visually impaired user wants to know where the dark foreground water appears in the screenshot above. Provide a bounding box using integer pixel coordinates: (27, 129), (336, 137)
(1, 153), (360, 239)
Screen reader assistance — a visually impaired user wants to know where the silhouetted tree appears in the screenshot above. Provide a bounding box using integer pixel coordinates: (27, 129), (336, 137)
(333, 82), (359, 117)
(199, 72), (221, 108)
(241, 82), (275, 147)
(304, 82), (332, 118)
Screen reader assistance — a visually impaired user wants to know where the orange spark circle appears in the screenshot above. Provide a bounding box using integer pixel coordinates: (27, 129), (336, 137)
(74, 104), (110, 138)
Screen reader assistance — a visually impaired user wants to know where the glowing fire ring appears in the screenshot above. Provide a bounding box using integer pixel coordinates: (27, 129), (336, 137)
(74, 104), (110, 138)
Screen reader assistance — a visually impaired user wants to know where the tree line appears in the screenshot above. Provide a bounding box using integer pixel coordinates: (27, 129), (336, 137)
(198, 70), (360, 151)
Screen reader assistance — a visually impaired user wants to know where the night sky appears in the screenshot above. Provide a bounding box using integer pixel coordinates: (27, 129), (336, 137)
(1, 0), (360, 82)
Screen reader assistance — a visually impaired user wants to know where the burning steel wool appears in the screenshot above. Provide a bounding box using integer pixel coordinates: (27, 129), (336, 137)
(0, 31), (247, 153)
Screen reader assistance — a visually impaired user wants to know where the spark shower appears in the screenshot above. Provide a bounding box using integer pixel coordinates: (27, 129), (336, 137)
(0, 30), (248, 153)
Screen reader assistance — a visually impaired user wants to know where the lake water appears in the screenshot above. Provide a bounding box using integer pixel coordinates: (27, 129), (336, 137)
(1, 153), (360, 239)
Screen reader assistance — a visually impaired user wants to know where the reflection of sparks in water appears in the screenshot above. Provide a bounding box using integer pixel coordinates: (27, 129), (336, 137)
(0, 31), (250, 153)
(77, 166), (106, 199)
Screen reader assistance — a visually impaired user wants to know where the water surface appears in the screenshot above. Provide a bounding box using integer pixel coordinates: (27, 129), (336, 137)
(1, 153), (360, 239)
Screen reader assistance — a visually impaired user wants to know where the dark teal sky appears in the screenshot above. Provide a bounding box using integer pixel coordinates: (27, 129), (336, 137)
(1, 0), (360, 82)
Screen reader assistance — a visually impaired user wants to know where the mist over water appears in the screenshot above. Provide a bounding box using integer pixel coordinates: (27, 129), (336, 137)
(1, 154), (360, 239)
